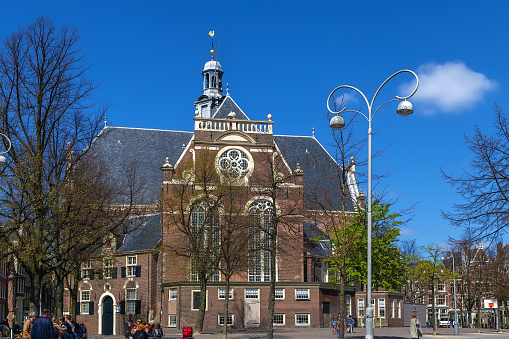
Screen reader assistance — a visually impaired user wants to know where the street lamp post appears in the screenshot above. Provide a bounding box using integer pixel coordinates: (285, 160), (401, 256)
(0, 131), (11, 167)
(443, 251), (459, 335)
(327, 70), (419, 339)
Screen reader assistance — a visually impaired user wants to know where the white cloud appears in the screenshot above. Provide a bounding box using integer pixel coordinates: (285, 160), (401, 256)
(400, 61), (497, 114)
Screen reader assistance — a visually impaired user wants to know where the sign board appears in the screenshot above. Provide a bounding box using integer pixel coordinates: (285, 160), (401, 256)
(483, 299), (498, 308)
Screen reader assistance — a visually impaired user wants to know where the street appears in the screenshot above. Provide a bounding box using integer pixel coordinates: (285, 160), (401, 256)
(87, 327), (508, 339)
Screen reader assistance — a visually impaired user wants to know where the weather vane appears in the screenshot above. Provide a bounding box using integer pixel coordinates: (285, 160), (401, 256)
(209, 31), (215, 60)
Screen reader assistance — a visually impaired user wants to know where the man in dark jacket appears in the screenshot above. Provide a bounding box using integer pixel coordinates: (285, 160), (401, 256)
(31, 309), (54, 339)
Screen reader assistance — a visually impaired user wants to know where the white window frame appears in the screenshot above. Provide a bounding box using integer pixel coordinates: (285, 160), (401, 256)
(275, 288), (285, 300)
(80, 291), (90, 315)
(191, 290), (208, 311)
(437, 295), (446, 306)
(168, 315), (177, 328)
(378, 299), (385, 318)
(245, 289), (259, 299)
(127, 256), (137, 277)
(126, 288), (137, 315)
(169, 288), (177, 301)
(273, 313), (285, 326)
(295, 314), (310, 326)
(218, 314), (233, 326)
(103, 258), (114, 279)
(358, 299), (364, 317)
(437, 283), (445, 292)
(81, 261), (92, 280)
(295, 289), (310, 300)
(397, 300), (401, 318)
(346, 295), (351, 316)
(218, 288), (233, 300)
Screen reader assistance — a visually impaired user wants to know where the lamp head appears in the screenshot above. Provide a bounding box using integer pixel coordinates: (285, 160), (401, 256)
(397, 100), (413, 116)
(330, 114), (345, 130)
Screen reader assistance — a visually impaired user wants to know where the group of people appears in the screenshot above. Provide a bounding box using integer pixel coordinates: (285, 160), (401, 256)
(23, 309), (87, 339)
(331, 315), (355, 338)
(124, 320), (163, 339)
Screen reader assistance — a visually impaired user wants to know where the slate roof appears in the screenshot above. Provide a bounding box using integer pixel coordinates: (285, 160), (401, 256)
(303, 220), (330, 258)
(90, 126), (193, 205)
(274, 135), (355, 211)
(117, 214), (161, 253)
(212, 95), (250, 120)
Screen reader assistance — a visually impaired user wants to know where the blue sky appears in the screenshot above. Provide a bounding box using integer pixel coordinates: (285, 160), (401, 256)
(2, 1), (508, 251)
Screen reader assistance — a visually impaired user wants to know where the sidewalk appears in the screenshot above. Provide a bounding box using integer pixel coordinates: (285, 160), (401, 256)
(88, 327), (508, 339)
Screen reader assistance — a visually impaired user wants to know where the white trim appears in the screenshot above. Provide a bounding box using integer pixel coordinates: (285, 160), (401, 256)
(295, 313), (310, 326)
(273, 313), (285, 326)
(98, 291), (117, 335)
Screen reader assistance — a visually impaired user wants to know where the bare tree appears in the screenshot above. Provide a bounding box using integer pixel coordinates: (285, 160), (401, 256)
(443, 104), (509, 241)
(0, 17), (142, 312)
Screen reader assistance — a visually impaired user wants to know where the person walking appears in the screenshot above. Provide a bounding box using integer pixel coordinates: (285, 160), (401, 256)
(132, 324), (148, 339)
(410, 312), (421, 339)
(31, 309), (54, 339)
(23, 312), (37, 339)
(347, 315), (354, 333)
(153, 323), (163, 339)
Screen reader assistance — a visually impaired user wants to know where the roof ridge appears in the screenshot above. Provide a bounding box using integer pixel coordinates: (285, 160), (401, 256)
(104, 126), (194, 133)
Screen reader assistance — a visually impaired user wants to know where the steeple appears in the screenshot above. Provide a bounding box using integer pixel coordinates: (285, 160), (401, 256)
(194, 31), (225, 118)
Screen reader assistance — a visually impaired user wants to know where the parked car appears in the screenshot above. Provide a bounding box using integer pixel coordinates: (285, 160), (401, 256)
(438, 316), (450, 328)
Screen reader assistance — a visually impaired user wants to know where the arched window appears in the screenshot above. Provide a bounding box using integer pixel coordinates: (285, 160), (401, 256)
(248, 200), (274, 282)
(205, 74), (210, 89)
(190, 200), (220, 282)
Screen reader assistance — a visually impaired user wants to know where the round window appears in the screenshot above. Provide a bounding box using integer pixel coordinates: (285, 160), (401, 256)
(217, 149), (250, 178)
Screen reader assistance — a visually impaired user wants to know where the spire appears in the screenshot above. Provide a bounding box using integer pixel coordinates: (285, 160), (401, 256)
(194, 31), (225, 118)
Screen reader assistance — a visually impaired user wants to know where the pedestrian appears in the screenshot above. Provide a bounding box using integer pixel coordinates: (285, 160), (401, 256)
(23, 312), (37, 339)
(153, 323), (163, 339)
(331, 317), (336, 334)
(146, 323), (155, 339)
(334, 314), (345, 339)
(410, 312), (421, 339)
(347, 315), (354, 333)
(133, 324), (148, 339)
(79, 323), (87, 339)
(62, 316), (74, 339)
(31, 309), (54, 339)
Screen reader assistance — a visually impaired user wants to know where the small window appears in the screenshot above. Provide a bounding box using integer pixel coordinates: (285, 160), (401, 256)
(81, 261), (92, 280)
(275, 289), (285, 300)
(169, 288), (177, 301)
(358, 299), (364, 317)
(437, 283), (445, 292)
(245, 289), (259, 299)
(126, 288), (136, 315)
(127, 256), (137, 277)
(168, 315), (176, 328)
(295, 314), (310, 326)
(273, 314), (285, 326)
(218, 288), (233, 300)
(295, 289), (310, 300)
(103, 258), (114, 279)
(80, 291), (90, 314)
(218, 314), (233, 326)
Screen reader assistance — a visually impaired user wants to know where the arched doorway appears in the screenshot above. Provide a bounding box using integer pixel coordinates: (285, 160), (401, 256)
(102, 296), (114, 335)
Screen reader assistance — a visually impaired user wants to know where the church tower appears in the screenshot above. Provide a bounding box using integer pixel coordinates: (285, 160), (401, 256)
(194, 37), (224, 118)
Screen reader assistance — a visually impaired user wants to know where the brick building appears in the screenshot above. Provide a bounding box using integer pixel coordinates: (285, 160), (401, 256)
(76, 47), (373, 333)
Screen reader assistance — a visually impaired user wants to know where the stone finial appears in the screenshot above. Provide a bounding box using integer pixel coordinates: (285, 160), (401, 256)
(293, 163), (305, 176)
(267, 113), (272, 121)
(312, 127), (315, 137)
(195, 108), (199, 116)
(160, 157), (174, 172)
(357, 189), (366, 208)
(228, 111), (236, 119)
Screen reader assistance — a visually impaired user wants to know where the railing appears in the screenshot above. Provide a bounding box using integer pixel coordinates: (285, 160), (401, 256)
(194, 117), (273, 134)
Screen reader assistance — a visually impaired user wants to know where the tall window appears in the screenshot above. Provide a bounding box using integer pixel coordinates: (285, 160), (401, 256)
(80, 291), (90, 314)
(127, 256), (137, 277)
(346, 295), (351, 316)
(248, 200), (274, 282)
(126, 288), (136, 315)
(437, 295), (446, 306)
(358, 299), (364, 317)
(103, 258), (114, 279)
(378, 299), (385, 318)
(190, 201), (220, 282)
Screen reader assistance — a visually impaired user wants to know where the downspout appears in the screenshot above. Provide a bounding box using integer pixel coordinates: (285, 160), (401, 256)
(178, 284), (181, 330)
(147, 254), (150, 321)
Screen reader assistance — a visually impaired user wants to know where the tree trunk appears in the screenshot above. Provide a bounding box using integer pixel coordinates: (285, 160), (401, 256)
(266, 246), (276, 339)
(222, 279), (230, 339)
(338, 272), (346, 339)
(432, 284), (436, 336)
(194, 278), (207, 334)
(55, 278), (64, 317)
(477, 299), (481, 334)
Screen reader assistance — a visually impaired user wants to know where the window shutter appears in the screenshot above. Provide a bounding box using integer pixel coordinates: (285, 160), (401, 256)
(135, 266), (141, 277)
(90, 269), (95, 280)
(112, 267), (118, 279)
(89, 302), (94, 315)
(135, 300), (141, 315)
(76, 302), (80, 315)
(119, 301), (125, 314)
(121, 267), (126, 278)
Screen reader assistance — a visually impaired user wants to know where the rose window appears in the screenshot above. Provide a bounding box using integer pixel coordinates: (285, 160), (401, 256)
(218, 149), (250, 178)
